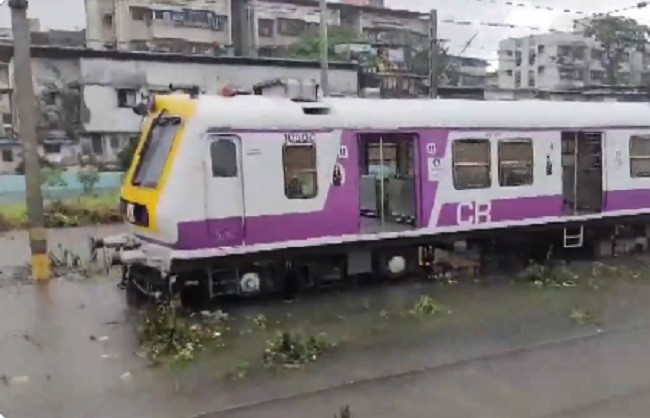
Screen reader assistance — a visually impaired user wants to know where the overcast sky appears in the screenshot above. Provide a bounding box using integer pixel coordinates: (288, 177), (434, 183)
(0, 0), (647, 66)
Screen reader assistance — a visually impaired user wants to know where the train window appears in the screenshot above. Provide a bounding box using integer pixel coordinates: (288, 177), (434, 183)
(452, 139), (491, 189)
(131, 114), (182, 189)
(283, 144), (318, 199)
(498, 139), (534, 186)
(630, 135), (650, 177)
(210, 139), (237, 177)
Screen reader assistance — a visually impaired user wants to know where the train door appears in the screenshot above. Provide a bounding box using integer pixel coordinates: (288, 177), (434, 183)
(561, 131), (604, 214)
(205, 134), (245, 246)
(358, 132), (419, 233)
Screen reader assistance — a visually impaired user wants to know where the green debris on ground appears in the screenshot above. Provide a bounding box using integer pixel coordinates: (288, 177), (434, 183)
(409, 295), (451, 317)
(252, 314), (268, 329)
(569, 306), (597, 325)
(0, 193), (121, 231)
(138, 304), (227, 367)
(518, 261), (577, 288)
(335, 405), (352, 418)
(263, 329), (337, 369)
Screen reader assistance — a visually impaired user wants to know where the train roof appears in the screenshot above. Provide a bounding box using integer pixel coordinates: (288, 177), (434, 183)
(192, 95), (650, 131)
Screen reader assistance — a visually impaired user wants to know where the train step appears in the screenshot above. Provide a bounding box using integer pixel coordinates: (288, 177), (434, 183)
(563, 226), (584, 249)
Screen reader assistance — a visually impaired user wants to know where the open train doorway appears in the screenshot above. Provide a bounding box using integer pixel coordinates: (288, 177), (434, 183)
(561, 131), (604, 214)
(358, 132), (418, 233)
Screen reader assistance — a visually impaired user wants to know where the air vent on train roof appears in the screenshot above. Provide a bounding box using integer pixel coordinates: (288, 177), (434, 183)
(252, 78), (321, 102)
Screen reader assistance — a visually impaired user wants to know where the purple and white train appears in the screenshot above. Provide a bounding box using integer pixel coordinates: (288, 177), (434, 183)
(96, 91), (650, 304)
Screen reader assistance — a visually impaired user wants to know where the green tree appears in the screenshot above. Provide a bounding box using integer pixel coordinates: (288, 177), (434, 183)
(117, 139), (138, 172)
(581, 15), (650, 85)
(77, 166), (100, 195)
(411, 41), (453, 84)
(288, 27), (367, 60)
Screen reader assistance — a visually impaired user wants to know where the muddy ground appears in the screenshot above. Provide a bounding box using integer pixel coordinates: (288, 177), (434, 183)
(2, 226), (650, 418)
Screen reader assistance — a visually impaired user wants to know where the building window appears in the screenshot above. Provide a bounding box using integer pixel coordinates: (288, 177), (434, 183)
(505, 69), (513, 76)
(2, 113), (11, 124)
(277, 18), (305, 36)
(43, 143), (61, 154)
(514, 70), (521, 88)
(210, 138), (237, 177)
(214, 15), (228, 31)
(528, 49), (536, 65)
(91, 135), (104, 155)
(498, 139), (533, 187)
(117, 89), (137, 108)
(109, 135), (120, 150)
(558, 45), (572, 57)
(538, 65), (545, 74)
(130, 6), (149, 21)
(103, 13), (113, 28)
(630, 135), (650, 178)
(258, 19), (274, 37)
(283, 143), (317, 199)
(452, 139), (491, 190)
(590, 70), (604, 83)
(527, 70), (535, 87)
(189, 10), (210, 26)
(515, 50), (522, 66)
(538, 45), (545, 54)
(559, 68), (578, 80)
(130, 40), (148, 51)
(1, 149), (13, 162)
(42, 92), (58, 106)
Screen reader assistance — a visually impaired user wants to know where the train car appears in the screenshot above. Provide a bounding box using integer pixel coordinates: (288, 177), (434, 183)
(95, 90), (650, 305)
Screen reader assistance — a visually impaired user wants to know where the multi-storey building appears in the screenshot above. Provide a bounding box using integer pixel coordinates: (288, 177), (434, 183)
(85, 0), (233, 54)
(498, 31), (647, 90)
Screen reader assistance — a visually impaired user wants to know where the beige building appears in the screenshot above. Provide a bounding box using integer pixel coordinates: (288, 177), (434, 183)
(84, 0), (428, 59)
(498, 31), (649, 90)
(85, 0), (233, 54)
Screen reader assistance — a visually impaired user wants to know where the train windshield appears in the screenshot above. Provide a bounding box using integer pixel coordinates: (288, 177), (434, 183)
(132, 114), (182, 189)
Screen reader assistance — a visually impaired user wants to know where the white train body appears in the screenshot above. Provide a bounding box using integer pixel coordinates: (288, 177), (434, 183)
(110, 93), (650, 299)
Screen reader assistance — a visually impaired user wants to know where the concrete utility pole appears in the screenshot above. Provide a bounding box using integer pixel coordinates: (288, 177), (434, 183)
(9, 0), (50, 281)
(319, 0), (329, 97)
(428, 9), (438, 99)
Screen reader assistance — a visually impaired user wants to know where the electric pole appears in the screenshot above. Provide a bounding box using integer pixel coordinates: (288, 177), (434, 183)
(428, 9), (438, 98)
(9, 0), (50, 281)
(319, 0), (329, 97)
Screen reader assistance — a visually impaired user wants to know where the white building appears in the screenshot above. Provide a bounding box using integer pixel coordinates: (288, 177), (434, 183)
(0, 45), (358, 173)
(85, 0), (233, 54)
(498, 32), (649, 90)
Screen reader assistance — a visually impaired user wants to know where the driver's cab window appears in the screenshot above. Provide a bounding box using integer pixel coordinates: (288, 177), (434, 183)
(283, 144), (318, 199)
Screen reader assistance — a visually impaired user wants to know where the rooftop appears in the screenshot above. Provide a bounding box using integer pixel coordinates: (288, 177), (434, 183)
(0, 44), (357, 70)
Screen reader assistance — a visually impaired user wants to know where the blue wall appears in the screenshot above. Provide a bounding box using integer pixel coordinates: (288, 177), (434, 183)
(0, 171), (124, 204)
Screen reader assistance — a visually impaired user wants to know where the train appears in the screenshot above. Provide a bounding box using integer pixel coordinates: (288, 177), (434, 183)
(93, 88), (650, 306)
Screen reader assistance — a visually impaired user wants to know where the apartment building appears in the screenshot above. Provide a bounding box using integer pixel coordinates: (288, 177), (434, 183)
(498, 32), (648, 90)
(85, 0), (233, 54)
(341, 0), (384, 7)
(85, 0), (428, 60)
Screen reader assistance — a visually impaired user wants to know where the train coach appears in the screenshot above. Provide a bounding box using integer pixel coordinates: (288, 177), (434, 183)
(94, 89), (650, 306)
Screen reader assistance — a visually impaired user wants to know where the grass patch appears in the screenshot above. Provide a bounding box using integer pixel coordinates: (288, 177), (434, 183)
(409, 295), (451, 317)
(263, 330), (337, 369)
(569, 307), (597, 325)
(138, 304), (227, 367)
(518, 261), (577, 288)
(0, 192), (121, 231)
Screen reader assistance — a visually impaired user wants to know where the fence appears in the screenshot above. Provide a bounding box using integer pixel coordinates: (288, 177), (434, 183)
(0, 171), (124, 205)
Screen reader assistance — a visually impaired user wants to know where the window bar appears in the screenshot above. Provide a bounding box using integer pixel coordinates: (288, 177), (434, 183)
(379, 136), (385, 228)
